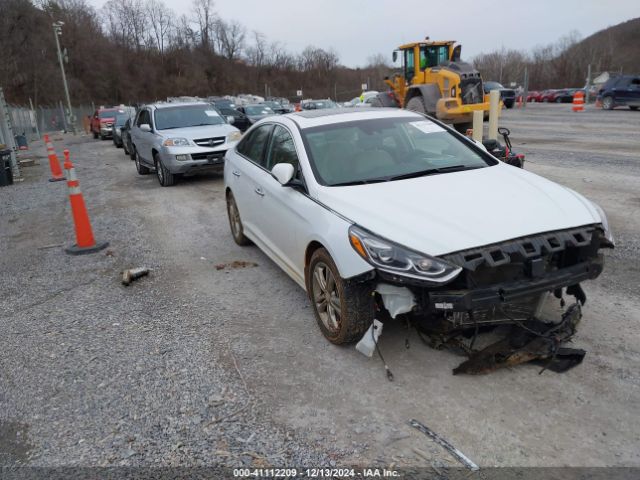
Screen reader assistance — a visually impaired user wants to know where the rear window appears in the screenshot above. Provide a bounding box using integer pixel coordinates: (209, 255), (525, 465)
(99, 110), (119, 119)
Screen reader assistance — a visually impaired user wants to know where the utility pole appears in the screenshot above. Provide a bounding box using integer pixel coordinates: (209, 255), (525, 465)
(52, 21), (76, 134)
(522, 67), (529, 109)
(585, 64), (592, 104)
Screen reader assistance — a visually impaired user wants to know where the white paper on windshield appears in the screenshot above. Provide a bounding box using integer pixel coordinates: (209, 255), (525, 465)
(204, 110), (220, 117)
(409, 120), (445, 134)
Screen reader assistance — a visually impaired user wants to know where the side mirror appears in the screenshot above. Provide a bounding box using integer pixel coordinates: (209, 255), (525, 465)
(271, 163), (295, 186)
(392, 51), (398, 63)
(140, 124), (151, 132)
(227, 116), (235, 124)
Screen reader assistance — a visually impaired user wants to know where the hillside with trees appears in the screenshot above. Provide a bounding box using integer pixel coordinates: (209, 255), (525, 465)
(1, 0), (638, 107)
(473, 17), (640, 89)
(0, 0), (392, 106)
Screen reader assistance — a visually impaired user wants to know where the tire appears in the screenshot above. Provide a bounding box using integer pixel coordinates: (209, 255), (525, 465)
(306, 248), (374, 345)
(602, 96), (614, 110)
(135, 153), (150, 175)
(226, 191), (251, 246)
(129, 145), (137, 161)
(453, 122), (473, 133)
(505, 101), (514, 109)
(405, 96), (427, 114)
(630, 106), (638, 111)
(123, 142), (129, 156)
(93, 131), (98, 139)
(154, 154), (176, 186)
(555, 97), (562, 103)
(543, 98), (549, 103)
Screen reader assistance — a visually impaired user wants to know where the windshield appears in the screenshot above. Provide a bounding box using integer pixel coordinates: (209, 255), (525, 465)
(244, 106), (274, 116)
(154, 105), (225, 130)
(484, 82), (503, 90)
(301, 117), (495, 186)
(114, 114), (129, 126)
(99, 110), (119, 119)
(308, 101), (337, 109)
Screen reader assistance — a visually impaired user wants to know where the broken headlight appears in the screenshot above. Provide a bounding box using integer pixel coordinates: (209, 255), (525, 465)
(348, 225), (462, 284)
(590, 201), (614, 245)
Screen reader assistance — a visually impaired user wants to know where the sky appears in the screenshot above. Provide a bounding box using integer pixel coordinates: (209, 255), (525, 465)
(87, 0), (639, 67)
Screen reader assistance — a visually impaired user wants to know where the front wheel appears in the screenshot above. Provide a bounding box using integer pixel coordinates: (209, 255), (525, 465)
(155, 154), (176, 186)
(405, 96), (427, 114)
(307, 248), (374, 345)
(602, 96), (614, 110)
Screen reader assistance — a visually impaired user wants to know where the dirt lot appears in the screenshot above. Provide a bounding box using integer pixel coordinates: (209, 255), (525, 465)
(1, 103), (639, 472)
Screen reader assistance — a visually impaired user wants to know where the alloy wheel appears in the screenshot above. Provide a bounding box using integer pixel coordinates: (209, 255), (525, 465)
(312, 262), (342, 333)
(228, 197), (242, 240)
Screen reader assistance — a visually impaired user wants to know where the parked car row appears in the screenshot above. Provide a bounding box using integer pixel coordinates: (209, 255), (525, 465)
(95, 97), (613, 351)
(526, 88), (585, 103)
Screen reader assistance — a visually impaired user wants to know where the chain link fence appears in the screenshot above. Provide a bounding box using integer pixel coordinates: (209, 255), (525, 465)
(7, 104), (94, 142)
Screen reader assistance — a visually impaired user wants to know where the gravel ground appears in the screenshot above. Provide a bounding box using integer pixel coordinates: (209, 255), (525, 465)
(1, 103), (639, 474)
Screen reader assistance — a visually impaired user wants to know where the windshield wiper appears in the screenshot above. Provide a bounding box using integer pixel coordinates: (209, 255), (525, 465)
(389, 165), (483, 181)
(330, 178), (388, 187)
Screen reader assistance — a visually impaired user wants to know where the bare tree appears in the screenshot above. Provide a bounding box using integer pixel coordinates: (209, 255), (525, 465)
(215, 19), (245, 60)
(191, 0), (216, 51)
(146, 0), (173, 55)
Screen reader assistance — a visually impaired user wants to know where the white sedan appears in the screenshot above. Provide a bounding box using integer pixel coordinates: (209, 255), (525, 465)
(224, 109), (613, 345)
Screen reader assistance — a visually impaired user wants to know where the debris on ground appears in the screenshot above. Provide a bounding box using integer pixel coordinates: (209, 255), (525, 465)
(408, 419), (479, 471)
(122, 267), (150, 286)
(451, 303), (583, 375)
(215, 260), (258, 270)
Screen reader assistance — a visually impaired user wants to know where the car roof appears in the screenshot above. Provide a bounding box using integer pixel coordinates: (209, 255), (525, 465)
(286, 107), (422, 129)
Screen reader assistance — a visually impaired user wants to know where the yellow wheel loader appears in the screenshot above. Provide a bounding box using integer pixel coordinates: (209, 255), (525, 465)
(384, 38), (491, 131)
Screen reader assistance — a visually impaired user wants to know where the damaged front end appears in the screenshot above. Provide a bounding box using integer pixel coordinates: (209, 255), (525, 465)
(361, 224), (613, 374)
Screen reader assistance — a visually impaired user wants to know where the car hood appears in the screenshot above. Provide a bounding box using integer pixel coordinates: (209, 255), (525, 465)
(156, 124), (237, 139)
(315, 163), (601, 257)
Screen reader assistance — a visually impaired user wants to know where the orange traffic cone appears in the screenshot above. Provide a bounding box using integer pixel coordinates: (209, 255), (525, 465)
(44, 134), (65, 182)
(62, 150), (109, 255)
(572, 91), (585, 112)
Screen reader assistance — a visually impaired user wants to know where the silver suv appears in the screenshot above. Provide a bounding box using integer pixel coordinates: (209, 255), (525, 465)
(130, 102), (242, 186)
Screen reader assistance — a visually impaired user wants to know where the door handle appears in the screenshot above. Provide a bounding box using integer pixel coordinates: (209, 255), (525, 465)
(232, 170), (241, 177)
(254, 187), (265, 197)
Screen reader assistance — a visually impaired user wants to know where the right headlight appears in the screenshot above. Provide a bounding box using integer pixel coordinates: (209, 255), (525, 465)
(348, 225), (462, 284)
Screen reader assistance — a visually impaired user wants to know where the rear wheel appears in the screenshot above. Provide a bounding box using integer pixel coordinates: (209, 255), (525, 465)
(155, 154), (176, 186)
(630, 106), (638, 111)
(405, 96), (427, 114)
(602, 96), (614, 110)
(226, 191), (250, 246)
(307, 248), (374, 345)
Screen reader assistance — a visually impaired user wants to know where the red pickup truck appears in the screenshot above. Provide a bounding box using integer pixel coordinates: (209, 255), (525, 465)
(91, 108), (122, 140)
